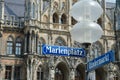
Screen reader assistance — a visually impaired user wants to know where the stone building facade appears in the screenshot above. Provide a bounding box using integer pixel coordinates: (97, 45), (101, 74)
(0, 0), (119, 80)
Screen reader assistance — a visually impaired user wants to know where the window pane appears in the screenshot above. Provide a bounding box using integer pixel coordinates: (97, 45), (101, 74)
(5, 66), (12, 80)
(14, 66), (21, 80)
(15, 43), (21, 55)
(7, 42), (13, 54)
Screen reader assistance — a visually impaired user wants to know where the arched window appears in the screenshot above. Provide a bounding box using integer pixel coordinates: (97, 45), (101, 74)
(43, 15), (48, 23)
(61, 14), (67, 24)
(37, 66), (43, 80)
(55, 37), (66, 46)
(53, 13), (59, 23)
(32, 3), (36, 18)
(7, 36), (13, 54)
(15, 37), (22, 55)
(37, 37), (45, 54)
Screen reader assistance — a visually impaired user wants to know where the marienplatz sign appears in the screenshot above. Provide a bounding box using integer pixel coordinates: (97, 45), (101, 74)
(42, 44), (85, 57)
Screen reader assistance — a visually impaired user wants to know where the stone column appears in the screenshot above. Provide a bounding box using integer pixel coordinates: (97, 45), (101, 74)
(24, 34), (27, 53)
(11, 66), (15, 80)
(0, 64), (3, 80)
(34, 34), (36, 53)
(29, 34), (32, 53)
(36, 34), (38, 53)
(70, 68), (75, 80)
(50, 67), (55, 80)
(0, 0), (4, 21)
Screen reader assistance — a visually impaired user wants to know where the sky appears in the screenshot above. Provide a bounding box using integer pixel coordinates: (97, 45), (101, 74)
(106, 0), (116, 3)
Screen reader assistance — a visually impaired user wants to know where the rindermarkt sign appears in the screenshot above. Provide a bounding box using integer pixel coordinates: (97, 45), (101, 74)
(87, 50), (115, 72)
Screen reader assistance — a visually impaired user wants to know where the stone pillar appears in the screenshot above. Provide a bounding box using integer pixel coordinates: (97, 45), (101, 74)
(11, 66), (15, 80)
(0, 0), (4, 21)
(59, 15), (61, 24)
(34, 34), (36, 53)
(36, 34), (38, 53)
(70, 68), (75, 80)
(50, 67), (55, 80)
(0, 64), (3, 80)
(24, 34), (27, 53)
(29, 34), (32, 53)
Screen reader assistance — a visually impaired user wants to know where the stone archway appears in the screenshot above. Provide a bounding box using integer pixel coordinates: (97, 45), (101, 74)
(96, 68), (107, 80)
(75, 64), (85, 80)
(55, 62), (69, 80)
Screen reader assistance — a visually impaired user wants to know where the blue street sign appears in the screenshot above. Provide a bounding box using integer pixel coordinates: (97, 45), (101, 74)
(42, 44), (86, 57)
(87, 50), (115, 72)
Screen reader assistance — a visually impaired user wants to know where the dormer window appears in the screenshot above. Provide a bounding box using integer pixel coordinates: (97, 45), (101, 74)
(10, 15), (15, 25)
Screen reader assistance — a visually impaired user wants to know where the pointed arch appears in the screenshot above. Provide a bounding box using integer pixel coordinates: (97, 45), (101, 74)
(54, 37), (66, 46)
(36, 65), (44, 80)
(55, 62), (69, 80)
(75, 64), (85, 80)
(53, 12), (59, 23)
(43, 15), (48, 23)
(61, 13), (67, 24)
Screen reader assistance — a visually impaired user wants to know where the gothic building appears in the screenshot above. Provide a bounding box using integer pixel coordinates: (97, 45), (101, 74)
(0, 0), (119, 80)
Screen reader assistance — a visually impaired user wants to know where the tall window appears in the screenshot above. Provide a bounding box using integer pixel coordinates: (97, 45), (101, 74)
(32, 3), (36, 18)
(61, 14), (67, 24)
(15, 37), (22, 55)
(14, 66), (21, 80)
(53, 13), (59, 23)
(5, 66), (12, 80)
(37, 67), (43, 80)
(7, 36), (13, 54)
(37, 37), (45, 54)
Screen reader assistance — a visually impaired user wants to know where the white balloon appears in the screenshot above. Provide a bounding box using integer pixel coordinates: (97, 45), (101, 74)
(70, 21), (103, 43)
(70, 0), (103, 21)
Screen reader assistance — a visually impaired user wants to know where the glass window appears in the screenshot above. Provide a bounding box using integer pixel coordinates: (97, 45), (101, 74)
(15, 42), (22, 55)
(37, 67), (43, 80)
(7, 36), (13, 55)
(14, 66), (21, 80)
(15, 37), (22, 55)
(5, 66), (12, 80)
(32, 3), (36, 18)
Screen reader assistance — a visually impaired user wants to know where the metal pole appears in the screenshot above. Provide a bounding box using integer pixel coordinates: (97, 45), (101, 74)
(82, 43), (91, 80)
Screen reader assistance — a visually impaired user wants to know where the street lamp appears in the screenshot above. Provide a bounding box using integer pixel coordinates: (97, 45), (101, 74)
(70, 0), (103, 80)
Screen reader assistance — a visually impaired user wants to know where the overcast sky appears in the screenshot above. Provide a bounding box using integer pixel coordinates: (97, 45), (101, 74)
(106, 0), (116, 3)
